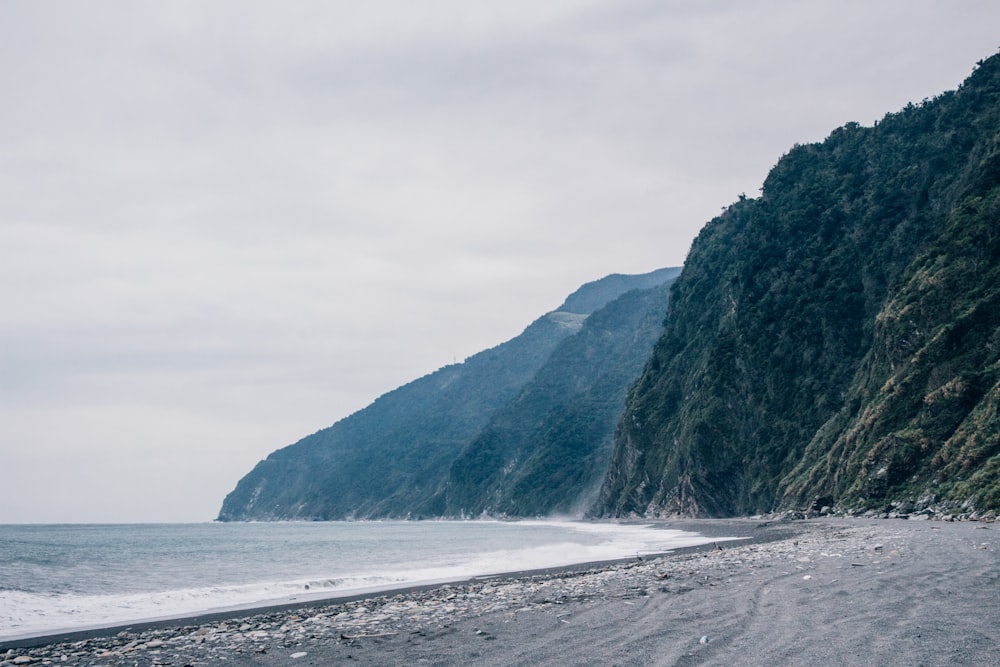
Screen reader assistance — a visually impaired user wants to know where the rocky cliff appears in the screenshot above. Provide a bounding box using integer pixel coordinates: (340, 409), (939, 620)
(596, 54), (1000, 517)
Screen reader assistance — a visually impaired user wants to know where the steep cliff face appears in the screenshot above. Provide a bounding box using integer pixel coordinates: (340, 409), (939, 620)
(434, 279), (676, 517)
(218, 267), (679, 520)
(597, 54), (1000, 517)
(783, 182), (1000, 509)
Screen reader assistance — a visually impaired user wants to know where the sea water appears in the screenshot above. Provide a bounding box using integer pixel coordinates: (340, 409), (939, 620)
(0, 520), (728, 641)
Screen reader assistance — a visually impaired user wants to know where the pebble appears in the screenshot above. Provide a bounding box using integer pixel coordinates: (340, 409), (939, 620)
(781, 504), (998, 523)
(0, 523), (917, 667)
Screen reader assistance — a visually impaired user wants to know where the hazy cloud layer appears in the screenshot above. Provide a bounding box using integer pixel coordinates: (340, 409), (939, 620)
(2, 1), (998, 521)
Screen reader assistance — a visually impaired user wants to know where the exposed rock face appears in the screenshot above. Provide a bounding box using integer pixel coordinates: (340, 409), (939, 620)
(597, 54), (1000, 517)
(218, 267), (680, 520)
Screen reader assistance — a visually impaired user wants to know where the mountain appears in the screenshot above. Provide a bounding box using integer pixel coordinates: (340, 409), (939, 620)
(218, 267), (680, 520)
(596, 54), (1000, 518)
(433, 279), (677, 517)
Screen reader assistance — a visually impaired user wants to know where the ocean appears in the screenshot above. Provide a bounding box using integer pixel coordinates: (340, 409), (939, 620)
(0, 520), (729, 641)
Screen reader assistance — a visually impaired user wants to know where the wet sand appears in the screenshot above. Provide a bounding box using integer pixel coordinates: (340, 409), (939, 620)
(3, 518), (997, 666)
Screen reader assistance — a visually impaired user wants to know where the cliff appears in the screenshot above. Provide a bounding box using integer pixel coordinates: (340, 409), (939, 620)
(597, 54), (1000, 517)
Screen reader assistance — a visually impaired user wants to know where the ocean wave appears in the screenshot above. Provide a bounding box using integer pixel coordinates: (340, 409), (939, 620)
(0, 521), (737, 641)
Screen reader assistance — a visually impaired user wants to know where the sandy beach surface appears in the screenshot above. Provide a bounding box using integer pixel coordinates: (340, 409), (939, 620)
(2, 518), (997, 666)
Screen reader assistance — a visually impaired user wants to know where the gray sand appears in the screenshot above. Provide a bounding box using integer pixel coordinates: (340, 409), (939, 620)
(3, 518), (998, 666)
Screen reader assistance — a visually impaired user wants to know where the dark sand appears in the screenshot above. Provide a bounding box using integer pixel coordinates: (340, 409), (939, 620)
(3, 518), (998, 666)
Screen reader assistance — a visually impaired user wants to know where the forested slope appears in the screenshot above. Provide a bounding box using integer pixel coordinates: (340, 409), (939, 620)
(218, 268), (678, 520)
(597, 54), (1000, 517)
(434, 279), (677, 517)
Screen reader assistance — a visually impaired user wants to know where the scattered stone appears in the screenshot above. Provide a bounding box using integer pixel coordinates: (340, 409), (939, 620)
(0, 521), (942, 667)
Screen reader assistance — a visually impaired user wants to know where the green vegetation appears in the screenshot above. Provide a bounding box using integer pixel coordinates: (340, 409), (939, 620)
(217, 268), (679, 520)
(222, 54), (1000, 522)
(598, 53), (1000, 516)
(437, 280), (676, 517)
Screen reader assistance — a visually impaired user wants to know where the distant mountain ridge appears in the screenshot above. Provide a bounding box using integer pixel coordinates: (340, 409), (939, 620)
(557, 268), (679, 314)
(433, 279), (678, 517)
(218, 267), (680, 520)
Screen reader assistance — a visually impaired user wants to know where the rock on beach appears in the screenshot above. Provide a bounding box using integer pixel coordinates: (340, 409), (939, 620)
(1, 518), (996, 666)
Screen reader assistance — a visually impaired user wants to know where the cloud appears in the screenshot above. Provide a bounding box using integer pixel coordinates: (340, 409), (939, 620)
(2, 0), (999, 521)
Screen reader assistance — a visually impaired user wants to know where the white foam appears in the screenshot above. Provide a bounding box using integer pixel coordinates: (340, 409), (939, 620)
(0, 521), (740, 641)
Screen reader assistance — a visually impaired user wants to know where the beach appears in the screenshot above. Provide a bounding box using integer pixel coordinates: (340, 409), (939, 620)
(2, 518), (997, 666)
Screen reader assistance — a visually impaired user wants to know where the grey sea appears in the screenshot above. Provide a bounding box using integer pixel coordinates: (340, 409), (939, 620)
(0, 520), (728, 641)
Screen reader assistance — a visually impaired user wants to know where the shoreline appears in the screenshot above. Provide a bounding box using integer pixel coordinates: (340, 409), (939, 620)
(3, 518), (996, 665)
(0, 519), (778, 650)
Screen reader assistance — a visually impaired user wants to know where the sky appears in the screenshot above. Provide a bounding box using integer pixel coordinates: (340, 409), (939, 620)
(2, 1), (998, 523)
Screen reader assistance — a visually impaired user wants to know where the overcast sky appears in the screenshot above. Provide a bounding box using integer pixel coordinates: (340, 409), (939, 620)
(2, 1), (998, 523)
